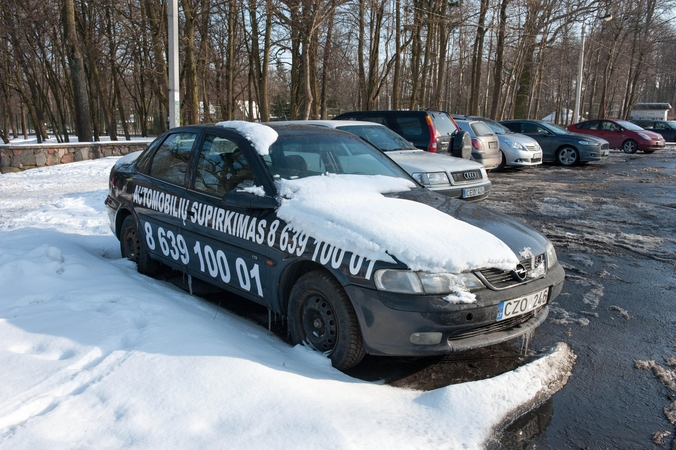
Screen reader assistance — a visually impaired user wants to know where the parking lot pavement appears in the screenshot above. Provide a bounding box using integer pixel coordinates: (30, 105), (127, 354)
(485, 148), (676, 448)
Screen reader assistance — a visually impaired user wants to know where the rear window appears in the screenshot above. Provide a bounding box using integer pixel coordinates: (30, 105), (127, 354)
(429, 112), (458, 135)
(470, 121), (495, 137)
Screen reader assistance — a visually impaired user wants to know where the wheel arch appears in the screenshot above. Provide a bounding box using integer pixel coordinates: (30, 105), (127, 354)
(277, 261), (349, 315)
(114, 207), (135, 239)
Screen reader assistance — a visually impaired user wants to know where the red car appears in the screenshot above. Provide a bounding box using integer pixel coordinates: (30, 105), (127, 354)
(567, 119), (666, 154)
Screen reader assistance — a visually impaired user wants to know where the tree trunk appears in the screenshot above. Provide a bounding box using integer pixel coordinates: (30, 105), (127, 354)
(62, 0), (92, 141)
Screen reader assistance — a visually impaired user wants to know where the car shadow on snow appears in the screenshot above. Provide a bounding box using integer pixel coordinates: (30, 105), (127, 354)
(163, 268), (545, 392)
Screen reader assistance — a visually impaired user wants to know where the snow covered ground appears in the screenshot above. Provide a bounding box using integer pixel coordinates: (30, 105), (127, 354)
(0, 158), (574, 449)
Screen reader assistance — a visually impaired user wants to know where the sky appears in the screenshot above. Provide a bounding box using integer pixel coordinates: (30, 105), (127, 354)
(0, 156), (575, 449)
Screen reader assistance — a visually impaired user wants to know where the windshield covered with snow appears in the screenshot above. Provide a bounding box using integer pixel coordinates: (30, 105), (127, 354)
(262, 129), (413, 181)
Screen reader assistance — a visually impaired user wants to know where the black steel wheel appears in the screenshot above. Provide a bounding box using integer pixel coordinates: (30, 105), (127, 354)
(622, 139), (638, 154)
(120, 215), (160, 276)
(288, 271), (365, 371)
(557, 146), (579, 166)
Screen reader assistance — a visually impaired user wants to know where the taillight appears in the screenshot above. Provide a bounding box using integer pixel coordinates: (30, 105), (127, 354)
(425, 116), (438, 152)
(472, 138), (484, 151)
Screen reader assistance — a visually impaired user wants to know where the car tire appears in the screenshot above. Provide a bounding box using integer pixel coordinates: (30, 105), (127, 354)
(288, 271), (365, 371)
(557, 146), (579, 166)
(622, 139), (638, 154)
(120, 215), (161, 276)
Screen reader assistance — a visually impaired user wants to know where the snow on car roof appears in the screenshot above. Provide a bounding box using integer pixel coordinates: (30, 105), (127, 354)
(216, 120), (278, 156)
(276, 174), (519, 273)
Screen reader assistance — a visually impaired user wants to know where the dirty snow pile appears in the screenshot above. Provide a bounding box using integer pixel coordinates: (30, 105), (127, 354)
(0, 158), (573, 449)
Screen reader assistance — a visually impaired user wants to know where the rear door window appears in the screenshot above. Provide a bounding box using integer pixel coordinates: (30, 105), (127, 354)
(148, 132), (196, 186)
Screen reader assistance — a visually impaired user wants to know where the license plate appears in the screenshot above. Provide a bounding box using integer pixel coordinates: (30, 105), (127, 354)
(462, 186), (485, 198)
(496, 288), (549, 321)
(602, 150), (609, 156)
(489, 142), (497, 148)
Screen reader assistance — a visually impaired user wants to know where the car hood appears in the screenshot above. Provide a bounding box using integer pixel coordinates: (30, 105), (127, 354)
(637, 130), (665, 140)
(497, 133), (540, 148)
(566, 132), (609, 145)
(390, 188), (550, 258)
(385, 150), (484, 173)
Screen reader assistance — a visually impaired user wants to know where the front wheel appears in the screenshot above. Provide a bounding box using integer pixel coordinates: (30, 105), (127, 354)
(557, 146), (579, 166)
(622, 139), (638, 154)
(120, 215), (160, 276)
(288, 271), (365, 371)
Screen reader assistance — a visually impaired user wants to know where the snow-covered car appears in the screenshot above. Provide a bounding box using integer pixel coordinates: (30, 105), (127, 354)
(105, 122), (565, 371)
(466, 116), (543, 171)
(272, 120), (491, 201)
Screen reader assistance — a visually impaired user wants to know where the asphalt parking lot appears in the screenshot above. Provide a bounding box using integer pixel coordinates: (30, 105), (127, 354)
(485, 146), (676, 448)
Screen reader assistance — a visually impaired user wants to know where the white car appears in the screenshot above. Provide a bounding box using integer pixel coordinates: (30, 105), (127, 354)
(468, 116), (543, 170)
(272, 120), (491, 201)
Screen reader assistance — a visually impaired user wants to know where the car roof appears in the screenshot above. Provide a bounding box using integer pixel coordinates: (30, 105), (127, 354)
(268, 120), (388, 129)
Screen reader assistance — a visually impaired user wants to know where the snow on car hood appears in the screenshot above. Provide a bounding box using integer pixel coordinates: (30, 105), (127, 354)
(275, 174), (519, 273)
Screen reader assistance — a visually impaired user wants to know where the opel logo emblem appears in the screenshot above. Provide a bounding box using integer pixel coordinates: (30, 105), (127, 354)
(512, 264), (527, 281)
(463, 172), (477, 180)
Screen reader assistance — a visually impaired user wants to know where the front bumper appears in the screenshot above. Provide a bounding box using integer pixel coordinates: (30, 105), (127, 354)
(580, 147), (610, 162)
(345, 263), (565, 357)
(503, 148), (543, 167)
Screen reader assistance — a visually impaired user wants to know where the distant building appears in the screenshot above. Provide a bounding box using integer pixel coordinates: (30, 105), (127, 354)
(629, 103), (673, 121)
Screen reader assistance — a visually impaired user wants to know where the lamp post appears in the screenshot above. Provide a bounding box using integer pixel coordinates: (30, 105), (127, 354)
(573, 14), (613, 124)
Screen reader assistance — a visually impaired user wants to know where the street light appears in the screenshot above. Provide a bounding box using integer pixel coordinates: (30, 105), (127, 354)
(573, 14), (613, 123)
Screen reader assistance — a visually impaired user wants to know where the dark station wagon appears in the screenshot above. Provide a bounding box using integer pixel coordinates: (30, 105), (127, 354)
(106, 122), (565, 371)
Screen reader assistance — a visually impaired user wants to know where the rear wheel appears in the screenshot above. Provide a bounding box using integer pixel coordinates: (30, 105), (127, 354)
(288, 271), (365, 371)
(557, 146), (579, 166)
(622, 139), (638, 154)
(120, 215), (160, 276)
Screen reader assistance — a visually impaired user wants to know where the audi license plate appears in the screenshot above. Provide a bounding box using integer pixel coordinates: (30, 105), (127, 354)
(462, 186), (485, 198)
(496, 288), (549, 321)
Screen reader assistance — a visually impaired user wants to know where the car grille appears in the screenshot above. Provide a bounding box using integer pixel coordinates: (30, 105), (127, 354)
(447, 310), (538, 341)
(524, 144), (539, 152)
(450, 170), (483, 184)
(477, 254), (545, 290)
(531, 157), (542, 162)
(600, 142), (609, 150)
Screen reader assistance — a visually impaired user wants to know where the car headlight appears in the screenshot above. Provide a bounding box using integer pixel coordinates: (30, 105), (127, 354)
(374, 270), (484, 294)
(578, 140), (596, 146)
(637, 132), (650, 140)
(545, 242), (558, 269)
(411, 172), (449, 186)
(507, 140), (525, 150)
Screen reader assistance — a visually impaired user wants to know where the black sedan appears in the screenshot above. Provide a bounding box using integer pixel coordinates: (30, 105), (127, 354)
(632, 119), (676, 142)
(500, 119), (610, 166)
(106, 123), (565, 371)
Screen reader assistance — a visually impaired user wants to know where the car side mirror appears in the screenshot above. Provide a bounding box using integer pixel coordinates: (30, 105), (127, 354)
(224, 190), (278, 209)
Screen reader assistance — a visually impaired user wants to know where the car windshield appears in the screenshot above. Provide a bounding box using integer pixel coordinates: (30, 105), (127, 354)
(429, 111), (458, 135)
(540, 122), (570, 135)
(616, 120), (644, 131)
(262, 129), (413, 181)
(336, 125), (417, 151)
